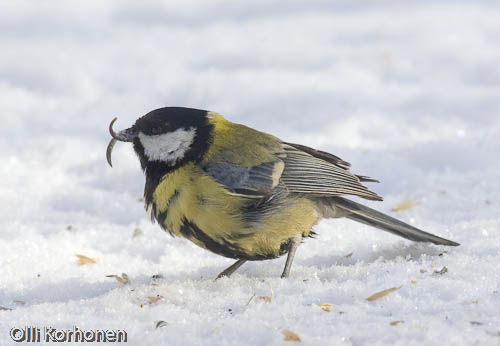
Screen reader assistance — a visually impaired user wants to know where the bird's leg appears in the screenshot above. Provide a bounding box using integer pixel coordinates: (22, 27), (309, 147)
(215, 259), (247, 280)
(281, 235), (302, 278)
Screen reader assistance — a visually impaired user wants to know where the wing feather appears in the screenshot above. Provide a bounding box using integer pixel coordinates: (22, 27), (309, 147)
(202, 117), (381, 201)
(281, 144), (382, 201)
(205, 160), (283, 197)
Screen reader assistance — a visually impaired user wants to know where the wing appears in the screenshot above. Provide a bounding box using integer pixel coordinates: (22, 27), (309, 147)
(202, 114), (285, 197)
(281, 143), (382, 201)
(204, 160), (284, 197)
(283, 142), (379, 183)
(202, 114), (381, 201)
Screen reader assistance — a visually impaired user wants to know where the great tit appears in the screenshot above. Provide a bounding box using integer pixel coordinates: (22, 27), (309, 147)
(106, 107), (459, 278)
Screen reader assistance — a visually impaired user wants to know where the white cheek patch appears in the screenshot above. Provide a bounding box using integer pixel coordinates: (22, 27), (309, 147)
(138, 127), (196, 164)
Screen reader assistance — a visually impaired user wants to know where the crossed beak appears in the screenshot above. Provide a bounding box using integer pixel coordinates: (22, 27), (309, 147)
(106, 117), (135, 167)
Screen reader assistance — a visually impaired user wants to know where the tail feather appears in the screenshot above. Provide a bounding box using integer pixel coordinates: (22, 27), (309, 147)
(328, 197), (460, 246)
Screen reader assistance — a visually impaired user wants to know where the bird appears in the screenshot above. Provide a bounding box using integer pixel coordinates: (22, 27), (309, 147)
(106, 107), (459, 279)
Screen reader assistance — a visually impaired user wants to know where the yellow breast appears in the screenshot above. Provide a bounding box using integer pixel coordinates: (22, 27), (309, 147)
(152, 163), (245, 240)
(151, 161), (320, 260)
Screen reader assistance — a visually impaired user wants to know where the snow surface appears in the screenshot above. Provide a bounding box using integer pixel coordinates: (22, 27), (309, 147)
(1, 1), (500, 345)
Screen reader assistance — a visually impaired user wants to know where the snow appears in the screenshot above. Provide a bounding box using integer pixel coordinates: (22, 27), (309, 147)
(1, 1), (500, 345)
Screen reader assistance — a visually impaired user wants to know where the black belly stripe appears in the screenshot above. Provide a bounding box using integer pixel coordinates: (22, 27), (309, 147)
(179, 219), (274, 261)
(156, 210), (169, 234)
(154, 189), (181, 235)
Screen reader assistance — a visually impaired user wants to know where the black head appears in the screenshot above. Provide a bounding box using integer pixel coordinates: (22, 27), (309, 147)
(131, 107), (212, 170)
(107, 107), (213, 168)
(106, 107), (214, 204)
(133, 107), (209, 137)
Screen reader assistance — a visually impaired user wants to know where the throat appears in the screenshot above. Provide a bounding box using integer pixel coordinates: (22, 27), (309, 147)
(143, 162), (174, 210)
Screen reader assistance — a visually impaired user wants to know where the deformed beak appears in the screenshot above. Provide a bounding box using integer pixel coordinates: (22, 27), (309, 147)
(106, 117), (135, 167)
